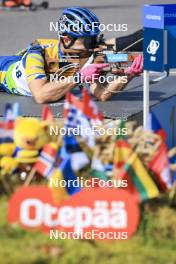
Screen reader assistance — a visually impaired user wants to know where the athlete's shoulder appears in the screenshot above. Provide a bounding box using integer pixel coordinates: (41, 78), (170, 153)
(36, 39), (59, 60)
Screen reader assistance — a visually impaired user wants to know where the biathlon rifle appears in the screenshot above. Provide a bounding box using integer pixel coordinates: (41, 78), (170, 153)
(93, 34), (169, 82)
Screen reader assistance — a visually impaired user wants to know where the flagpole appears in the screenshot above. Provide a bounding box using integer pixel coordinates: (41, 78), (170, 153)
(143, 70), (150, 129)
(24, 168), (36, 186)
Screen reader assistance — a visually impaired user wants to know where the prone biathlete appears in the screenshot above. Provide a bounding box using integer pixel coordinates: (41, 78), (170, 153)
(0, 7), (143, 103)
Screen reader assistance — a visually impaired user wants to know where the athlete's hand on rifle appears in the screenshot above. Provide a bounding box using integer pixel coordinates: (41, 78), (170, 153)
(80, 63), (109, 82)
(124, 54), (143, 75)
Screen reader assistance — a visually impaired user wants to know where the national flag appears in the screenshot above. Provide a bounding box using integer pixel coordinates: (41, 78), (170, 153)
(50, 143), (82, 197)
(4, 103), (19, 121)
(119, 152), (160, 203)
(0, 120), (14, 143)
(115, 120), (127, 140)
(147, 112), (167, 141)
(59, 156), (81, 195)
(49, 156), (81, 203)
(49, 168), (69, 203)
(148, 142), (172, 191)
(34, 143), (57, 178)
(63, 92), (83, 118)
(64, 103), (95, 148)
(63, 134), (89, 171)
(64, 89), (103, 123)
(63, 90), (104, 148)
(114, 139), (132, 176)
(0, 103), (19, 144)
(82, 88), (103, 124)
(41, 106), (54, 123)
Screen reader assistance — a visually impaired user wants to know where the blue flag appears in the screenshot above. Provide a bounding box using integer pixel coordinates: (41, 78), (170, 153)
(59, 155), (81, 195)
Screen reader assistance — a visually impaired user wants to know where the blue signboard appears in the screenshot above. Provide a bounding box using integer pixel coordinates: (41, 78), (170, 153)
(143, 4), (176, 71)
(144, 28), (166, 72)
(158, 4), (176, 26)
(144, 5), (176, 28)
(143, 5), (164, 29)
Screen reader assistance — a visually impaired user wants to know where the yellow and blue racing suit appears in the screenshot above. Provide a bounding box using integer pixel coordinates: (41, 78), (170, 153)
(0, 39), (59, 96)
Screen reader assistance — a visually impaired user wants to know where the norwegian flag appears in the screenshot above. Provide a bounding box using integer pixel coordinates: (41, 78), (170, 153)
(149, 143), (172, 191)
(34, 144), (57, 178)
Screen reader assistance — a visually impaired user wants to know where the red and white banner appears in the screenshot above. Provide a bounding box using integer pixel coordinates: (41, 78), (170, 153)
(8, 186), (140, 240)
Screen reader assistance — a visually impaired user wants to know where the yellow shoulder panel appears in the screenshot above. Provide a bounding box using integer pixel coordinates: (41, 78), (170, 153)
(36, 39), (59, 61)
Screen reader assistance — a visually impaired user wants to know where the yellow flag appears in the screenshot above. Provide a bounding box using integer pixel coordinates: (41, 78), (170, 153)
(48, 169), (68, 204)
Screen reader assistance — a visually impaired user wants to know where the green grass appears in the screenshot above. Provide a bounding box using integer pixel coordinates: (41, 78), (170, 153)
(0, 196), (176, 264)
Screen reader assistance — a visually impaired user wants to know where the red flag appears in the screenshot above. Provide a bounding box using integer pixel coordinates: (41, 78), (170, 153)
(148, 143), (172, 191)
(41, 106), (54, 123)
(63, 92), (83, 118)
(64, 89), (103, 122)
(0, 120), (14, 143)
(0, 120), (14, 130)
(147, 112), (167, 141)
(82, 89), (103, 121)
(34, 143), (57, 178)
